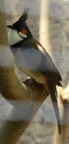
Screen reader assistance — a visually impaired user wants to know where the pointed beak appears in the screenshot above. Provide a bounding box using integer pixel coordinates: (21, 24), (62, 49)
(7, 25), (15, 30)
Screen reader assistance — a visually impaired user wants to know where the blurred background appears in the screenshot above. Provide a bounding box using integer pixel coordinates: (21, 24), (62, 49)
(0, 0), (69, 143)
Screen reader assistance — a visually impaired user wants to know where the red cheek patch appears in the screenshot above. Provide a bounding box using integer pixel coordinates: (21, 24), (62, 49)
(21, 29), (27, 34)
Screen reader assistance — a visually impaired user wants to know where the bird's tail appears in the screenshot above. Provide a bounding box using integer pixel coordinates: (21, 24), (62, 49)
(48, 83), (61, 134)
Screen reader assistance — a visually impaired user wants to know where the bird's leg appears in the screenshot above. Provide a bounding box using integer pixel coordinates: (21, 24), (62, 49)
(23, 79), (49, 95)
(23, 77), (36, 89)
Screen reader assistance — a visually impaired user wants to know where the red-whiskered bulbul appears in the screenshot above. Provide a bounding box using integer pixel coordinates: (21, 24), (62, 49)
(7, 8), (62, 134)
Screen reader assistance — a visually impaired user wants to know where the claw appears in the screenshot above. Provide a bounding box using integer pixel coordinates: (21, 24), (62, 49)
(23, 78), (35, 89)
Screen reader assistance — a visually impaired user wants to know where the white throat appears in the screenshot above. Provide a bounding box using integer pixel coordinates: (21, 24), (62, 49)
(8, 29), (23, 45)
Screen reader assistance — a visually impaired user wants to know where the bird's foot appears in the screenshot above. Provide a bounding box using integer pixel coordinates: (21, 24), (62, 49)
(23, 78), (49, 96)
(23, 78), (36, 89)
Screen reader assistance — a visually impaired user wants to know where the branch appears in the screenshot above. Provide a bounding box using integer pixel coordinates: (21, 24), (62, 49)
(53, 86), (69, 144)
(0, 1), (48, 144)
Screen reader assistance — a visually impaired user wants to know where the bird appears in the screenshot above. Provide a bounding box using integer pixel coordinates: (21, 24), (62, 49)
(7, 8), (62, 134)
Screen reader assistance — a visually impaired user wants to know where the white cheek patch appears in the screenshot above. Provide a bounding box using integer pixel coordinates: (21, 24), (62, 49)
(19, 32), (27, 38)
(8, 29), (23, 45)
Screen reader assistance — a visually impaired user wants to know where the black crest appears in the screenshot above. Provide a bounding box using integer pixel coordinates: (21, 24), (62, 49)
(13, 8), (29, 31)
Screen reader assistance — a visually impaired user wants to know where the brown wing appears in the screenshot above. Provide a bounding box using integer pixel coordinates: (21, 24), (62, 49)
(11, 38), (62, 85)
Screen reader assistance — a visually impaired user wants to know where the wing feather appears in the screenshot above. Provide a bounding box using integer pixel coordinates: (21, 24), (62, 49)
(11, 38), (62, 85)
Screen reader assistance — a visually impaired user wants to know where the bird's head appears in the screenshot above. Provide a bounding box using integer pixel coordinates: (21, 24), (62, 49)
(7, 8), (33, 46)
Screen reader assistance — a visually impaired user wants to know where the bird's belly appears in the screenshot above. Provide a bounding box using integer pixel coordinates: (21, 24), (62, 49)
(15, 61), (46, 84)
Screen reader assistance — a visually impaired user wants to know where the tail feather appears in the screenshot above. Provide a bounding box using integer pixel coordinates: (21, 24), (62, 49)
(48, 83), (61, 134)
